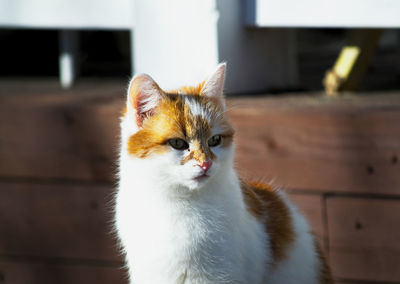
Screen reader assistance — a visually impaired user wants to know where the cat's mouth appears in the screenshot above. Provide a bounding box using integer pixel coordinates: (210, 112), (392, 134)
(193, 173), (209, 182)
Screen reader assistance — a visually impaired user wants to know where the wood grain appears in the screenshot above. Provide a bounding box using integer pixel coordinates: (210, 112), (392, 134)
(327, 197), (400, 282)
(229, 95), (400, 195)
(1, 93), (400, 196)
(0, 182), (120, 261)
(0, 261), (127, 284)
(0, 99), (121, 181)
(287, 193), (325, 249)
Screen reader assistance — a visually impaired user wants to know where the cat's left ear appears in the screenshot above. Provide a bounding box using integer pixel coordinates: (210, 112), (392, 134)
(127, 74), (164, 127)
(201, 63), (226, 109)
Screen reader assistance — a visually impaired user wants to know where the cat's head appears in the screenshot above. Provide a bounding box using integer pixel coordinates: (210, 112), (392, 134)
(121, 63), (234, 191)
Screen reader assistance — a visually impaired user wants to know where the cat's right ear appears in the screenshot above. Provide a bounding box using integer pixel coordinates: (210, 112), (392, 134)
(200, 63), (226, 110)
(127, 74), (164, 127)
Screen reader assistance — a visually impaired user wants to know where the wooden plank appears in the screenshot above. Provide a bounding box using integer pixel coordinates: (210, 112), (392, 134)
(1, 93), (400, 195)
(0, 182), (121, 261)
(0, 261), (127, 284)
(286, 193), (325, 249)
(0, 98), (121, 181)
(230, 95), (400, 195)
(327, 197), (400, 282)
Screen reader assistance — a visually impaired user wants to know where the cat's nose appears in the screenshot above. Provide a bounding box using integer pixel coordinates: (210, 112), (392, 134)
(199, 160), (213, 173)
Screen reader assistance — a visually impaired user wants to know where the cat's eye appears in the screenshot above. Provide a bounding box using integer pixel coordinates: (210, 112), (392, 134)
(208, 135), (222, 147)
(168, 138), (189, 150)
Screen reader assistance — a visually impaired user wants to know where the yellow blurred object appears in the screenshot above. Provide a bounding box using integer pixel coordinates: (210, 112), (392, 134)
(323, 29), (383, 95)
(334, 46), (360, 78)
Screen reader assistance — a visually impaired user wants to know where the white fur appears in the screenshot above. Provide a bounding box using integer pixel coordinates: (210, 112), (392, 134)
(185, 96), (212, 122)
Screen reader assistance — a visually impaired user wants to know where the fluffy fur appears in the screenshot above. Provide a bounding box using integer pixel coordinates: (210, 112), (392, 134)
(115, 63), (333, 284)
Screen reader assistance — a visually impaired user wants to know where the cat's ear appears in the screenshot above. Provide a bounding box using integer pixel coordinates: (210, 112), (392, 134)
(127, 74), (164, 127)
(201, 63), (226, 109)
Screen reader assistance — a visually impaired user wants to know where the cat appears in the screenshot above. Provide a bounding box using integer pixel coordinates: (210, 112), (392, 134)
(115, 63), (333, 284)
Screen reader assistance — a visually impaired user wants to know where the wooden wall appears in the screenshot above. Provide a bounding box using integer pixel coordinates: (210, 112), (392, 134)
(1, 91), (399, 283)
(231, 95), (400, 283)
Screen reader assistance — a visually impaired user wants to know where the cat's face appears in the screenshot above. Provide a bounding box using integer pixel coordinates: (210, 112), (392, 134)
(123, 64), (234, 191)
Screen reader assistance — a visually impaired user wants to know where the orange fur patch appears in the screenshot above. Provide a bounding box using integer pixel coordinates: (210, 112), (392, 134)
(241, 181), (294, 263)
(168, 81), (206, 96)
(168, 81), (225, 109)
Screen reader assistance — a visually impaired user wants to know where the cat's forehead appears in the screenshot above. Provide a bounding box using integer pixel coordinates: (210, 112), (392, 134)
(183, 95), (215, 121)
(154, 93), (228, 138)
(165, 93), (218, 117)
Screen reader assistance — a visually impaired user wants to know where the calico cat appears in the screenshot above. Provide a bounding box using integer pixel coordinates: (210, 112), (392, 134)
(115, 63), (333, 284)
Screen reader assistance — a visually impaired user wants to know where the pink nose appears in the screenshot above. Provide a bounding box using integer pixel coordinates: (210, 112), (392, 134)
(199, 160), (212, 173)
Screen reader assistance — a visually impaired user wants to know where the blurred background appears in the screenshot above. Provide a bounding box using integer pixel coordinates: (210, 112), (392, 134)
(0, 0), (400, 283)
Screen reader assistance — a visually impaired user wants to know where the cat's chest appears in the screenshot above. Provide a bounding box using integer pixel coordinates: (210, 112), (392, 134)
(119, 195), (243, 282)
(126, 198), (235, 255)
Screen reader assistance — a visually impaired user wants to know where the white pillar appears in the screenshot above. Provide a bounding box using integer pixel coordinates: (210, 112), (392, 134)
(133, 0), (219, 90)
(59, 30), (78, 89)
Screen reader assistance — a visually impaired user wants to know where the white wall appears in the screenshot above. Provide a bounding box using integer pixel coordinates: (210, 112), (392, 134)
(0, 0), (133, 29)
(247, 0), (400, 28)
